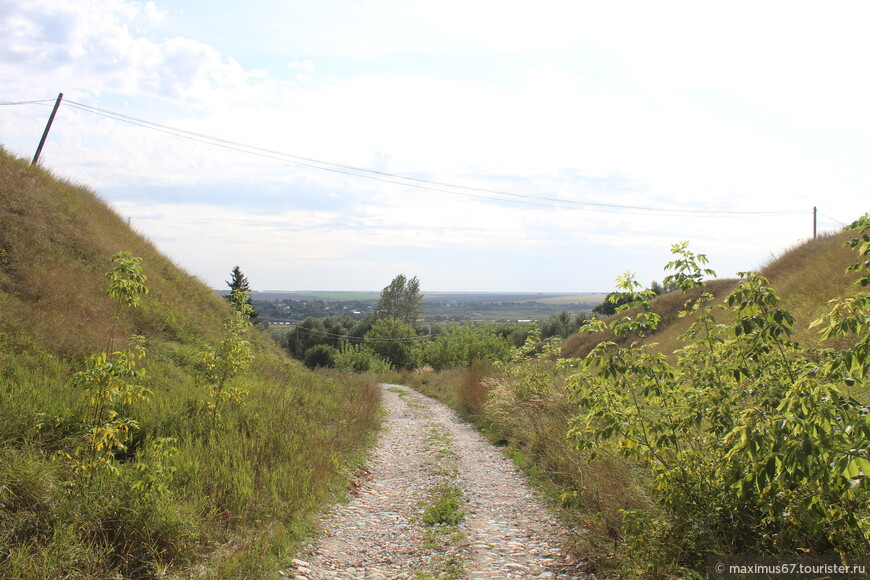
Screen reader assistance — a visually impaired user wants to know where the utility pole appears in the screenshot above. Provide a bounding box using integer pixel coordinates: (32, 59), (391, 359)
(31, 92), (63, 166)
(813, 206), (817, 240)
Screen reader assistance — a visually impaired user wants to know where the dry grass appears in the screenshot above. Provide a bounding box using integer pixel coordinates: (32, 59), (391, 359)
(562, 231), (861, 360)
(0, 148), (227, 357)
(758, 231), (859, 347)
(536, 293), (609, 305)
(403, 225), (870, 577)
(405, 367), (651, 574)
(0, 146), (382, 578)
(561, 279), (739, 359)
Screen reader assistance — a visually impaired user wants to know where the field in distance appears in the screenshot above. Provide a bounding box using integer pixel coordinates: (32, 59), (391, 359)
(249, 291), (607, 323)
(251, 291), (608, 304)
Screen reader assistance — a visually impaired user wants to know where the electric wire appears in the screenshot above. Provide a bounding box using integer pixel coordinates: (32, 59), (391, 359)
(819, 212), (848, 227)
(51, 99), (801, 218)
(3, 97), (808, 218)
(0, 99), (56, 106)
(288, 323), (431, 343)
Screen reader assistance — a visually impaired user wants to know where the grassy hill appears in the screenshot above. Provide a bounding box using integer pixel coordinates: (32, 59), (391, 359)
(0, 146), (380, 578)
(562, 230), (861, 359)
(400, 221), (870, 577)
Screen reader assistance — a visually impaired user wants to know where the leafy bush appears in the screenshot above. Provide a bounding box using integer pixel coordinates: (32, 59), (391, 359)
(365, 317), (418, 369)
(539, 310), (591, 339)
(566, 219), (870, 570)
(194, 289), (254, 427)
(333, 343), (391, 373)
(416, 323), (513, 370)
(303, 344), (338, 369)
(278, 315), (358, 358)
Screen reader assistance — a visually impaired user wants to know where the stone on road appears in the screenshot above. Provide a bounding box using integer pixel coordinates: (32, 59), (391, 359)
(290, 384), (594, 579)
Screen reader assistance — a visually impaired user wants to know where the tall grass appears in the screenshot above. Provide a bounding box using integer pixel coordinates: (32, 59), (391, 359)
(404, 366), (649, 573)
(0, 146), (382, 577)
(404, 231), (870, 577)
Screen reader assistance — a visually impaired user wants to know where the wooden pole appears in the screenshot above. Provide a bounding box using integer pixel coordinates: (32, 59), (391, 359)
(813, 206), (817, 240)
(32, 92), (63, 166)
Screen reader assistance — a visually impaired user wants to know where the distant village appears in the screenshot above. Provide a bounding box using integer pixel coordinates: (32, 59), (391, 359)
(248, 293), (601, 325)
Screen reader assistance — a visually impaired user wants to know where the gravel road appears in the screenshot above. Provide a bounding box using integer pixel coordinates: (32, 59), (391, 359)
(286, 384), (595, 580)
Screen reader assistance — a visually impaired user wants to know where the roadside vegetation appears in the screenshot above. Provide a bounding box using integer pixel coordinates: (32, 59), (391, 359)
(393, 217), (870, 578)
(0, 147), (380, 578)
(6, 139), (869, 579)
(273, 295), (592, 374)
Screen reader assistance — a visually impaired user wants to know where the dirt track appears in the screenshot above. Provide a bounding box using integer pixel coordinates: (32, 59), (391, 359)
(286, 384), (594, 580)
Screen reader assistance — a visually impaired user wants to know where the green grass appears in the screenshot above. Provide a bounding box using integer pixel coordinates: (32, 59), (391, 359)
(388, 386), (429, 409)
(403, 228), (870, 578)
(421, 482), (465, 527)
(0, 146), (382, 577)
(406, 368), (646, 574)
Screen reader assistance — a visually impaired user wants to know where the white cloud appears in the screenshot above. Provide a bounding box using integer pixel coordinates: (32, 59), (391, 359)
(2, 0), (867, 291)
(0, 0), (272, 105)
(143, 1), (166, 24)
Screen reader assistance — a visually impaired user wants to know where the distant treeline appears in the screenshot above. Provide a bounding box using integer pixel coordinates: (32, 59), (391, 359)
(253, 296), (596, 323)
(270, 309), (592, 371)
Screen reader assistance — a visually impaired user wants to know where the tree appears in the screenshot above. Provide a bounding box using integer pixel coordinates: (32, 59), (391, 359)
(540, 310), (591, 339)
(376, 274), (423, 328)
(365, 317), (418, 369)
(303, 344), (337, 369)
(226, 266), (258, 323)
(591, 292), (632, 317)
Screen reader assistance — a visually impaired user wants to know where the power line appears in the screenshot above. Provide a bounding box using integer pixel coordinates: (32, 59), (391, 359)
(290, 323), (431, 343)
(0, 99), (56, 106)
(818, 211), (848, 227)
(65, 100), (794, 217)
(4, 97), (806, 218)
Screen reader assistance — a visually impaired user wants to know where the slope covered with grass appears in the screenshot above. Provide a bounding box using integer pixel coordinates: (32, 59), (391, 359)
(402, 224), (870, 577)
(562, 231), (860, 359)
(0, 146), (380, 578)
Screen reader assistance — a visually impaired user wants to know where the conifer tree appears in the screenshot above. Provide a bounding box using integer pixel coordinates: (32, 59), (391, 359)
(226, 265), (258, 322)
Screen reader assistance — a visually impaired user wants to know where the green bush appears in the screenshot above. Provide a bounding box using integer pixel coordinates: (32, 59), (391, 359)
(416, 323), (513, 370)
(333, 343), (391, 373)
(303, 344), (337, 369)
(365, 317), (418, 369)
(567, 220), (870, 569)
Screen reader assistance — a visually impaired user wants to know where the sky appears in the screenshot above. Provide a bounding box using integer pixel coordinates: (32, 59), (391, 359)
(1, 0), (868, 292)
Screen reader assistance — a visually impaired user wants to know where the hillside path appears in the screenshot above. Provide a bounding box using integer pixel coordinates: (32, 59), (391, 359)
(285, 384), (595, 580)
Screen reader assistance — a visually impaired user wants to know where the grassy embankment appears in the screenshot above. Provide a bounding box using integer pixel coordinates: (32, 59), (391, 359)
(0, 147), (381, 578)
(394, 228), (868, 578)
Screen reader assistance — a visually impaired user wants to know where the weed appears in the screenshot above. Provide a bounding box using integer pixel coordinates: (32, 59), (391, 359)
(567, 224), (870, 570)
(66, 252), (151, 481)
(194, 289), (254, 429)
(389, 386), (429, 409)
(422, 482), (465, 527)
(413, 408), (467, 579)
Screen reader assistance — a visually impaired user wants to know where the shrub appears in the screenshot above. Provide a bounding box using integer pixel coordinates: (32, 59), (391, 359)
(566, 225), (870, 569)
(365, 317), (418, 369)
(416, 323), (513, 370)
(303, 344), (337, 369)
(333, 343), (391, 373)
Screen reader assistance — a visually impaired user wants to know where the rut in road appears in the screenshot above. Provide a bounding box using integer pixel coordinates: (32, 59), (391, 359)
(287, 384), (594, 580)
